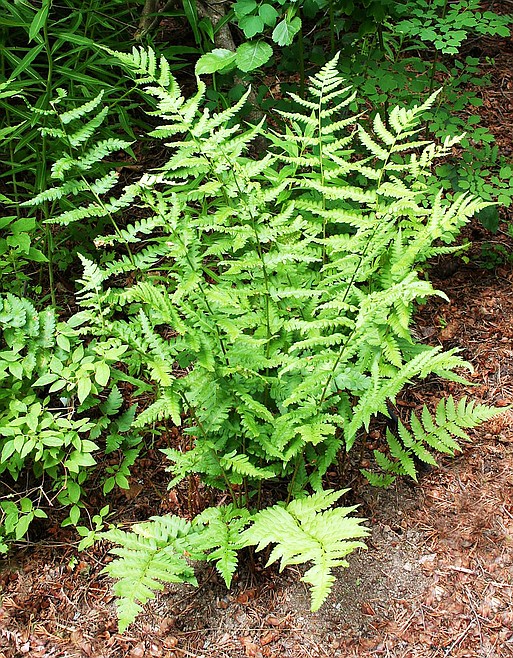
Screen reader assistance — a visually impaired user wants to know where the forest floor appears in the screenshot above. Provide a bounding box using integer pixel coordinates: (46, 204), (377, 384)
(1, 34), (513, 658)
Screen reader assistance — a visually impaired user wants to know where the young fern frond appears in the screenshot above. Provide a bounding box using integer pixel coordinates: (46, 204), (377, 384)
(101, 517), (199, 632)
(241, 490), (368, 611)
(191, 505), (252, 587)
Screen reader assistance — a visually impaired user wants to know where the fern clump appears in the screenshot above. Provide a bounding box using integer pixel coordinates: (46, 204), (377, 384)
(69, 49), (504, 629)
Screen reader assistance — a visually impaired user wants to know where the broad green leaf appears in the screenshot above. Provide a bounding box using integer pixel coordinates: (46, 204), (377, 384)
(77, 376), (92, 403)
(236, 41), (273, 72)
(272, 16), (301, 46)
(239, 15), (265, 38)
(95, 362), (111, 387)
(259, 4), (279, 26)
(234, 0), (258, 19)
(195, 49), (237, 75)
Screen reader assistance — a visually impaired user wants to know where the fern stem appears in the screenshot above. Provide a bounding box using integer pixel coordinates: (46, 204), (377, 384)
(297, 18), (305, 99)
(286, 456), (303, 504)
(181, 393), (240, 506)
(319, 120), (400, 406)
(41, 19), (56, 307)
(223, 155), (273, 361)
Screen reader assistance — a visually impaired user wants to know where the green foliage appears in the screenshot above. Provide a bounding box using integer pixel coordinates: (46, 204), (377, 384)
(395, 0), (511, 55)
(362, 397), (506, 486)
(77, 51), (491, 498)
(0, 293), (139, 547)
(102, 516), (199, 632)
(192, 505), (252, 586)
(0, 0), (170, 300)
(0, 209), (47, 296)
(101, 491), (366, 630)
(241, 490), (368, 611)
(65, 51), (504, 629)
(21, 88), (133, 232)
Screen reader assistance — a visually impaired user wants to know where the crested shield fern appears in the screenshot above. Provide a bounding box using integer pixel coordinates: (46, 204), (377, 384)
(69, 50), (504, 628)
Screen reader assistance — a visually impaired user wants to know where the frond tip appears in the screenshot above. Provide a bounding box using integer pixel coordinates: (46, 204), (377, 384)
(362, 396), (507, 486)
(241, 490), (368, 611)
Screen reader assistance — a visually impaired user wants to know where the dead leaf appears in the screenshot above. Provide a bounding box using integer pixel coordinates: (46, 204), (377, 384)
(124, 481), (143, 500)
(361, 602), (376, 616)
(260, 630), (279, 646)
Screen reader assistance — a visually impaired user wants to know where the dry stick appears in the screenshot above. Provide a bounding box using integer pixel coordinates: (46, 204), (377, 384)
(135, 0), (159, 40)
(443, 619), (475, 655)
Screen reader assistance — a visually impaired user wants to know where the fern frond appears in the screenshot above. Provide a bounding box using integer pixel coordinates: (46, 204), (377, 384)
(59, 91), (105, 124)
(364, 396), (506, 485)
(191, 505), (251, 587)
(67, 106), (110, 147)
(101, 516), (198, 632)
(51, 138), (131, 179)
(133, 388), (182, 428)
(241, 490), (368, 611)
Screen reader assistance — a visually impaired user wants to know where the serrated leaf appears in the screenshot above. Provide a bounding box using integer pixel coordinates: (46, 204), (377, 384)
(239, 14), (265, 38)
(236, 41), (273, 72)
(195, 49), (237, 76)
(272, 16), (301, 46)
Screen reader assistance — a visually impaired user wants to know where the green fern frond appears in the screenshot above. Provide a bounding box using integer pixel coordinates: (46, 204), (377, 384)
(58, 91), (105, 124)
(67, 106), (110, 147)
(133, 388), (182, 428)
(364, 396), (506, 485)
(101, 517), (198, 632)
(191, 505), (251, 587)
(51, 138), (131, 179)
(219, 451), (277, 483)
(241, 490), (368, 612)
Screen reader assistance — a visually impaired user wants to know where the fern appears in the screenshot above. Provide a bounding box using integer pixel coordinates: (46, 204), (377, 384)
(241, 490), (368, 612)
(101, 517), (199, 632)
(20, 89), (133, 256)
(191, 505), (252, 587)
(363, 396), (506, 485)
(102, 493), (367, 628)
(63, 51), (505, 627)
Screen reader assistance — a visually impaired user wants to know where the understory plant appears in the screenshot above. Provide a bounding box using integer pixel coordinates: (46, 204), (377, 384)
(0, 293), (141, 551)
(47, 49), (503, 629)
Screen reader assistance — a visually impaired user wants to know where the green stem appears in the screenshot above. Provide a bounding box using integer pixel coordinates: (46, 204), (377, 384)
(318, 126), (399, 406)
(329, 0), (335, 55)
(41, 18), (56, 306)
(297, 18), (305, 98)
(182, 393), (240, 506)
